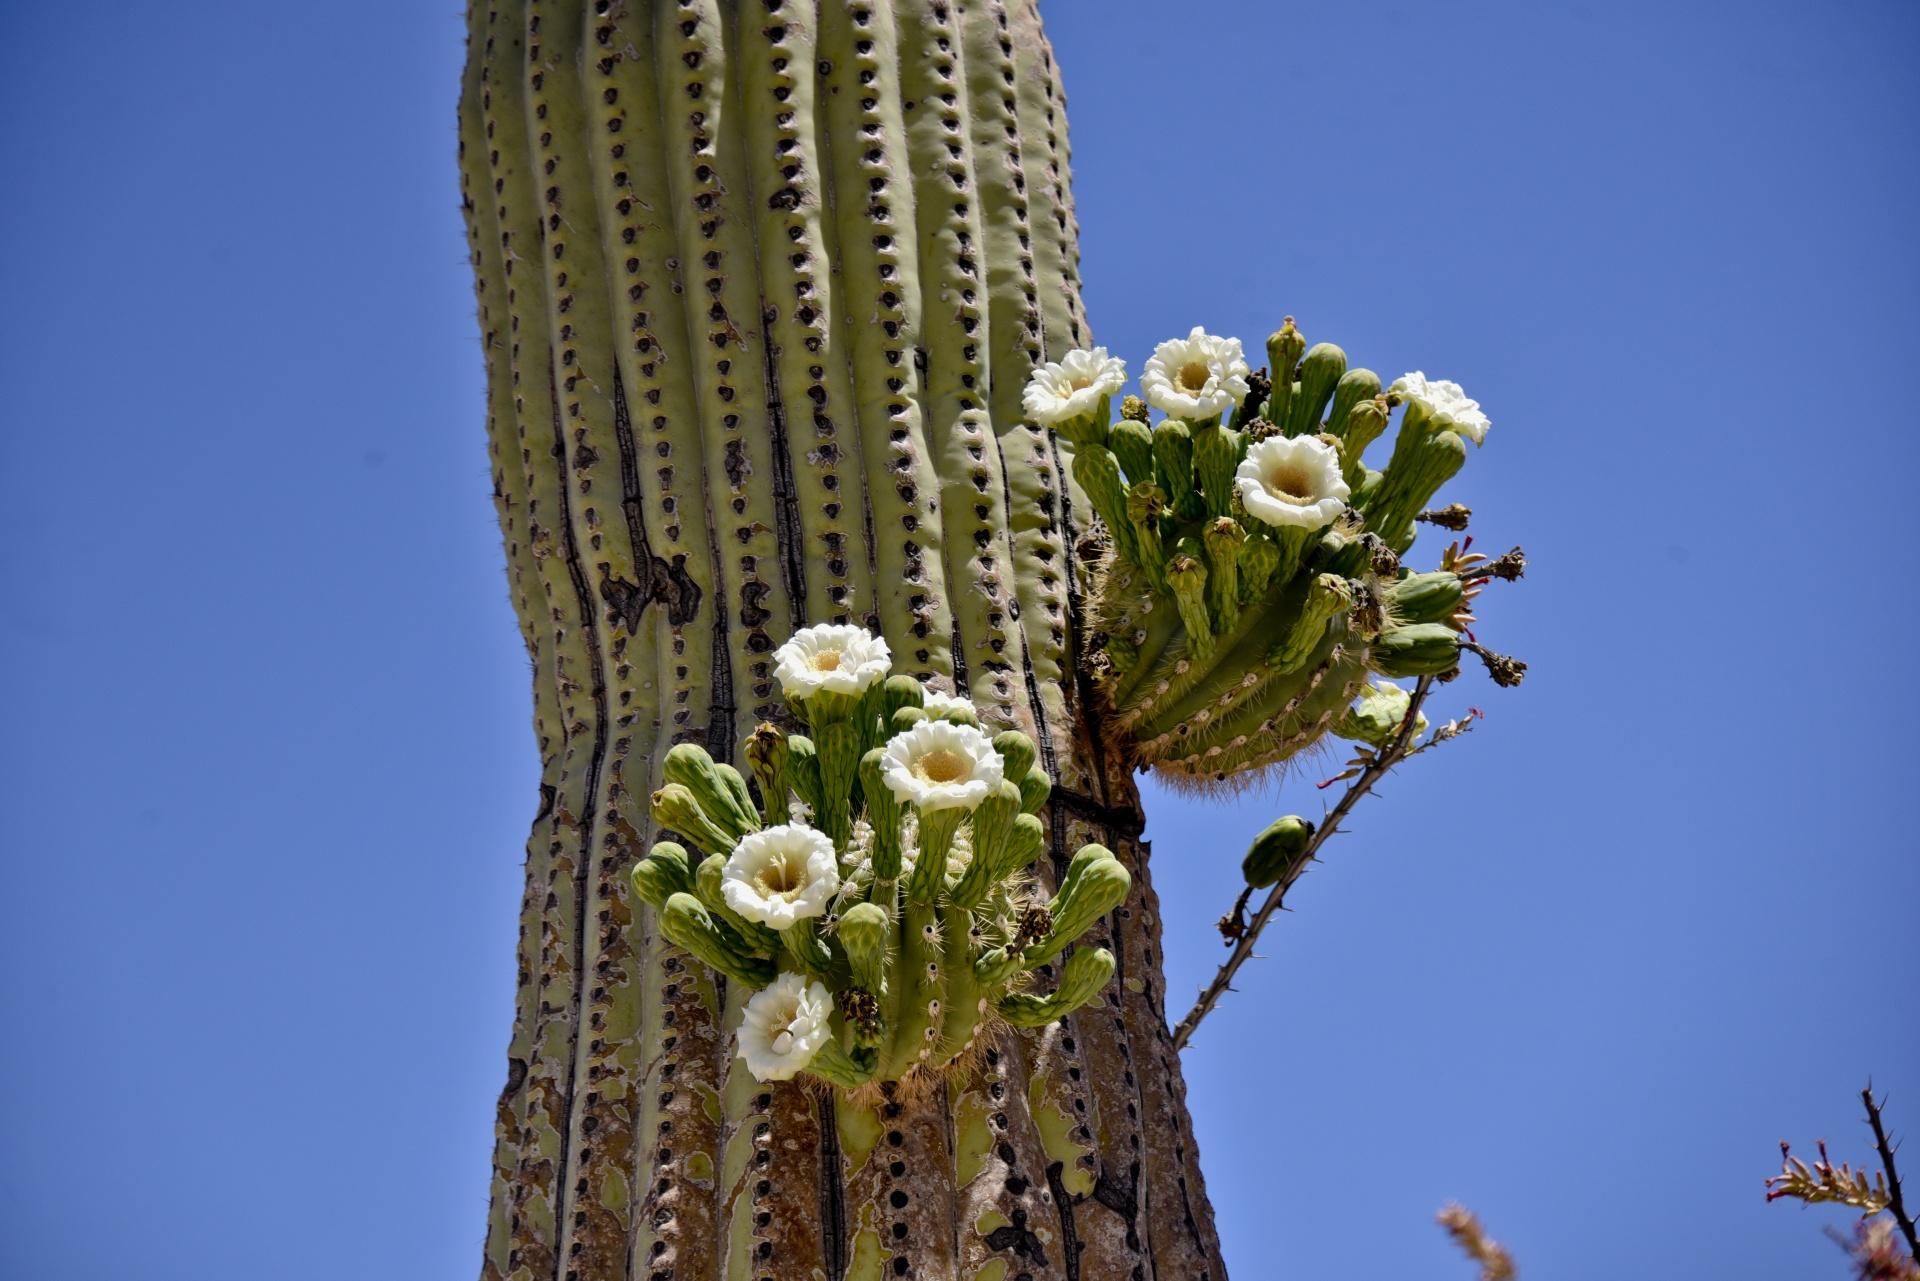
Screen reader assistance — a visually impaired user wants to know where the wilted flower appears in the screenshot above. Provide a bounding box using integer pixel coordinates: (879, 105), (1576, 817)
(1141, 327), (1251, 421)
(1335, 679), (1428, 749)
(721, 824), (840, 929)
(1233, 435), (1350, 530)
(879, 720), (1004, 813)
(1391, 371), (1490, 446)
(1021, 347), (1127, 426)
(737, 973), (833, 1081)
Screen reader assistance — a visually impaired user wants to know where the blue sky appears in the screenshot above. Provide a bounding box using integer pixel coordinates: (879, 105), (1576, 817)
(1, 2), (1914, 1278)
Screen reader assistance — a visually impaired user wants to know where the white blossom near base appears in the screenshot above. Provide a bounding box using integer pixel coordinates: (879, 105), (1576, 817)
(721, 824), (840, 929)
(1391, 371), (1491, 446)
(737, 973), (834, 1081)
(1141, 327), (1251, 421)
(879, 720), (1004, 813)
(771, 623), (892, 701)
(918, 688), (977, 719)
(1233, 435), (1350, 530)
(1021, 347), (1127, 425)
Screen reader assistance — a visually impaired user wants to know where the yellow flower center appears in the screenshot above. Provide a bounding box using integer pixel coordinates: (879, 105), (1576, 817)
(754, 852), (806, 895)
(1068, 375), (1092, 391)
(1264, 465), (1315, 504)
(913, 748), (971, 785)
(811, 651), (843, 672)
(1178, 360), (1212, 392)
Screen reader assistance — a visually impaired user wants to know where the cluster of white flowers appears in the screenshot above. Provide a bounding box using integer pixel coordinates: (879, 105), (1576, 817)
(1139, 327), (1251, 421)
(720, 824), (840, 930)
(1020, 346), (1128, 425)
(737, 972), (834, 1081)
(771, 623), (892, 701)
(1391, 371), (1490, 446)
(879, 719), (1004, 812)
(1233, 435), (1350, 531)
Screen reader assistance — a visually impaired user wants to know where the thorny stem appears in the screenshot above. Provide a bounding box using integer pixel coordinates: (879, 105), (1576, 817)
(1170, 676), (1435, 1051)
(1866, 1083), (1920, 1260)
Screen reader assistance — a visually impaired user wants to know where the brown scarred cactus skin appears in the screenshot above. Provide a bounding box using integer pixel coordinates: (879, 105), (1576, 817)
(457, 2), (1225, 1278)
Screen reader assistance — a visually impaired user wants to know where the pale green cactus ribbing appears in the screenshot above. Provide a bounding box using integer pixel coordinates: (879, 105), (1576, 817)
(1033, 317), (1490, 783)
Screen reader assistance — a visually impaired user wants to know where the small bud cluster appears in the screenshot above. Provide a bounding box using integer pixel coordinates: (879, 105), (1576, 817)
(1023, 316), (1522, 784)
(630, 624), (1129, 1088)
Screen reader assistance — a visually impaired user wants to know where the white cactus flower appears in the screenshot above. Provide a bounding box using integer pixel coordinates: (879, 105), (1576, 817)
(737, 972), (833, 1081)
(1021, 347), (1127, 426)
(771, 623), (892, 701)
(1233, 435), (1350, 530)
(918, 688), (976, 718)
(1391, 371), (1490, 446)
(720, 824), (840, 929)
(879, 720), (1004, 813)
(1141, 327), (1251, 421)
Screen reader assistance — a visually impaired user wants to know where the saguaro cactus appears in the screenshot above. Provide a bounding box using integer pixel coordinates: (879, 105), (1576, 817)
(457, 3), (1226, 1278)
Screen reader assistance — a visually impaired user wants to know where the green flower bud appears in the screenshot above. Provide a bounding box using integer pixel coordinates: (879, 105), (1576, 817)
(650, 782), (735, 856)
(1286, 342), (1347, 438)
(889, 705), (928, 736)
(1337, 398), (1390, 490)
(663, 742), (758, 841)
(836, 901), (892, 995)
(1190, 421), (1244, 520)
(1018, 767), (1052, 817)
(996, 946), (1116, 1028)
(992, 729), (1036, 784)
(1370, 622), (1463, 677)
(1072, 444), (1135, 566)
(1152, 419), (1202, 521)
(1109, 417), (1156, 486)
(1241, 815), (1315, 889)
(1126, 482), (1168, 589)
(744, 722), (789, 824)
(1324, 368), (1382, 441)
(1165, 544), (1213, 661)
(999, 812), (1046, 876)
(785, 734), (822, 814)
(814, 719), (861, 848)
(1201, 518), (1245, 632)
(1386, 570), (1466, 625)
(1029, 849), (1130, 966)
(882, 674), (925, 722)
(1272, 574), (1353, 672)
(1265, 318), (1306, 424)
(629, 841), (697, 910)
(1365, 422), (1468, 552)
(1238, 529), (1282, 603)
(858, 747), (904, 885)
(950, 780), (1022, 908)
(660, 892), (775, 987)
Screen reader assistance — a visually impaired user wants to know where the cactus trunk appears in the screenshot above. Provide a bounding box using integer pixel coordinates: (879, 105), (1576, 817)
(458, 2), (1226, 1278)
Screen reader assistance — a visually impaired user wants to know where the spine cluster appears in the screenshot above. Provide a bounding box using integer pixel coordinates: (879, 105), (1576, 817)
(629, 624), (1127, 1088)
(1024, 319), (1500, 783)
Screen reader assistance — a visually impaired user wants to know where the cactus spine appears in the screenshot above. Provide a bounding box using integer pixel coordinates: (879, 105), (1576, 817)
(459, 4), (1224, 1279)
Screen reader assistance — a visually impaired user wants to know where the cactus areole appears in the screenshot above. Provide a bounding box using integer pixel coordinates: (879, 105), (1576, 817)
(457, 2), (1228, 1277)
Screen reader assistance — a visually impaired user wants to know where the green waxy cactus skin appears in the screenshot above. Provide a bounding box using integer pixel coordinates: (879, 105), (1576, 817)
(1078, 316), (1481, 783)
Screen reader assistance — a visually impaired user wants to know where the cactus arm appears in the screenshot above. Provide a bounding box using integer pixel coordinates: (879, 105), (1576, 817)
(997, 946), (1116, 1026)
